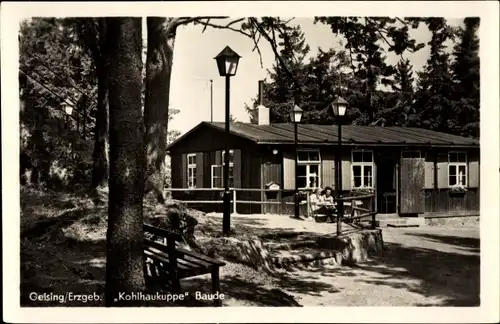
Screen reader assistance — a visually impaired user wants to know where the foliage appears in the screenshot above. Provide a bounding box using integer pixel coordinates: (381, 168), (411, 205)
(19, 18), (96, 189)
(244, 17), (479, 139)
(314, 17), (425, 125)
(450, 17), (480, 138)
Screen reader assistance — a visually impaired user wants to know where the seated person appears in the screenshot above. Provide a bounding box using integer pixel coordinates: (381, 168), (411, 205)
(322, 187), (335, 206)
(311, 187), (336, 222)
(309, 188), (324, 214)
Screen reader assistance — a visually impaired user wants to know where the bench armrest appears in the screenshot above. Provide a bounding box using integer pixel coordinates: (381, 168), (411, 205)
(144, 223), (183, 241)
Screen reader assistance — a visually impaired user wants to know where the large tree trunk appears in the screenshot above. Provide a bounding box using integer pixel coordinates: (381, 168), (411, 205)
(91, 19), (110, 193)
(143, 17), (176, 203)
(104, 17), (146, 306)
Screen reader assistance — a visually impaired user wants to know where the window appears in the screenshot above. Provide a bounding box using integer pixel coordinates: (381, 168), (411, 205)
(297, 150), (321, 189)
(448, 152), (467, 187)
(352, 149), (374, 189)
(211, 150), (234, 188)
(187, 154), (197, 188)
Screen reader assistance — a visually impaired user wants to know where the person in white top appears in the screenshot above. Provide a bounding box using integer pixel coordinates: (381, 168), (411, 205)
(322, 187), (335, 206)
(309, 187), (324, 215)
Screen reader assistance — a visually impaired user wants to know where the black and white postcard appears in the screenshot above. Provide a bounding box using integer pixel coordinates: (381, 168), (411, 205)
(2, 1), (499, 323)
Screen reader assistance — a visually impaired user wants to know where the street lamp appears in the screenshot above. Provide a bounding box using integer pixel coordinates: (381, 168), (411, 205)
(290, 104), (303, 219)
(63, 102), (73, 129)
(331, 96), (348, 236)
(215, 46), (241, 235)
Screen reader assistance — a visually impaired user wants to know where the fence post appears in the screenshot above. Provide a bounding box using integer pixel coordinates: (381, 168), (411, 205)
(232, 189), (237, 215)
(306, 191), (310, 218)
(371, 195), (376, 229)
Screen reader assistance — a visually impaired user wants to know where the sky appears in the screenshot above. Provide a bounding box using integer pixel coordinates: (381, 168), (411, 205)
(160, 17), (463, 136)
(148, 17), (468, 137)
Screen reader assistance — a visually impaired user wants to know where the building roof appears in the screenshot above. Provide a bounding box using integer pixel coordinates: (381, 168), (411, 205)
(167, 121), (479, 150)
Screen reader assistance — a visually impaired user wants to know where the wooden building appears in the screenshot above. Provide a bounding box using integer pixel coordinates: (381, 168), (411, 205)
(168, 107), (479, 217)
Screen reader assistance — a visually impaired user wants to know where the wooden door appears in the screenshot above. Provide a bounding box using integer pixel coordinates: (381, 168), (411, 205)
(400, 157), (425, 214)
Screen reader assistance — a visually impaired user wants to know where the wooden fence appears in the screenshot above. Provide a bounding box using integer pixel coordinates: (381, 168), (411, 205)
(164, 188), (378, 228)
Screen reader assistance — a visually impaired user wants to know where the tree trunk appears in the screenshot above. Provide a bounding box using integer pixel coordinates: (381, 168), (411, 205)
(144, 17), (176, 203)
(104, 17), (145, 307)
(91, 19), (110, 194)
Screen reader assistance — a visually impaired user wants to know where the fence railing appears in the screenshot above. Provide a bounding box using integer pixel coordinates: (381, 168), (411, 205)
(164, 187), (377, 228)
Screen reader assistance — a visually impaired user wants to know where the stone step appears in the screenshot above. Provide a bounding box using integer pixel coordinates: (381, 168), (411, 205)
(387, 223), (420, 228)
(269, 248), (343, 268)
(377, 217), (425, 227)
(263, 239), (318, 251)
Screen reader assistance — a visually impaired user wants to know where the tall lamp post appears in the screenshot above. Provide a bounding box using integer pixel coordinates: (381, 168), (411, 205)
(290, 105), (303, 219)
(63, 102), (74, 129)
(331, 96), (348, 236)
(215, 46), (241, 236)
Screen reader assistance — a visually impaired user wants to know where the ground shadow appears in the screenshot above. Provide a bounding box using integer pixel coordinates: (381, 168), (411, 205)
(21, 238), (106, 306)
(181, 269), (342, 306)
(405, 232), (480, 253)
(314, 231), (480, 306)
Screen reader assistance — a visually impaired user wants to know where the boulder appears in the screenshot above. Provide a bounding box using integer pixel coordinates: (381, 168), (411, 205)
(318, 229), (384, 264)
(199, 235), (275, 272)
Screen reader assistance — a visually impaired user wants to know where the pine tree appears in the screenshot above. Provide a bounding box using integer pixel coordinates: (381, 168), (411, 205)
(414, 18), (455, 132)
(314, 17), (425, 125)
(245, 24), (311, 123)
(144, 17), (177, 203)
(104, 17), (146, 306)
(377, 58), (416, 126)
(451, 17), (480, 138)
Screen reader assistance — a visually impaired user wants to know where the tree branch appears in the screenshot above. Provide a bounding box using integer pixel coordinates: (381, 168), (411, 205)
(248, 25), (264, 68)
(187, 17), (252, 37)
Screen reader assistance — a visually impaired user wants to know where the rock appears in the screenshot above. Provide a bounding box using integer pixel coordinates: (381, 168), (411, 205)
(318, 229), (384, 264)
(200, 235), (275, 272)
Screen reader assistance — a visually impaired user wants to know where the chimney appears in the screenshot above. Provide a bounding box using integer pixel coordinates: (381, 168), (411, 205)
(257, 105), (270, 125)
(257, 80), (270, 125)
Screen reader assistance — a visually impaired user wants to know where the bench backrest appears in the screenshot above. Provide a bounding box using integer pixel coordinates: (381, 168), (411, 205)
(144, 223), (182, 242)
(143, 223), (183, 267)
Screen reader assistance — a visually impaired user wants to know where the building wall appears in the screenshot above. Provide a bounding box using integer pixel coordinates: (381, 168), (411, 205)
(260, 145), (479, 216)
(170, 125), (479, 216)
(170, 135), (261, 213)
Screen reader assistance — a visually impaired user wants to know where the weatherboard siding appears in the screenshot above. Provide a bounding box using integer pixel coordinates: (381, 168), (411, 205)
(167, 123), (479, 216)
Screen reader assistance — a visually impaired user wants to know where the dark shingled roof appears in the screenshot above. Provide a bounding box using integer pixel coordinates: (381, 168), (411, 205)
(167, 121), (479, 150)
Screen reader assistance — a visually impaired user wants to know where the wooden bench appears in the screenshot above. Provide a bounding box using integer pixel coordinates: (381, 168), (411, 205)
(143, 223), (226, 306)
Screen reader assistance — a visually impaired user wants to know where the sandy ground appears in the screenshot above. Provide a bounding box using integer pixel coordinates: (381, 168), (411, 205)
(281, 227), (479, 306)
(191, 214), (480, 306)
(20, 189), (479, 307)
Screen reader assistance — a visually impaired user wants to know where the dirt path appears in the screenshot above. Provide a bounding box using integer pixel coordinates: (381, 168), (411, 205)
(20, 190), (479, 307)
(271, 227), (480, 306)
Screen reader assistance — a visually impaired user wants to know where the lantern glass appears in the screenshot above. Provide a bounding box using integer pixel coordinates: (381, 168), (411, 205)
(215, 46), (241, 77)
(64, 104), (73, 116)
(289, 105), (303, 123)
(331, 97), (348, 117)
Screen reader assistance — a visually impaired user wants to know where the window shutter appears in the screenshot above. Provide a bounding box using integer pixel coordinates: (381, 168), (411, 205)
(424, 160), (435, 189)
(393, 163), (397, 190)
(215, 150), (222, 165)
(341, 153), (351, 191)
(196, 153), (204, 188)
(203, 153), (211, 189)
(468, 152), (479, 188)
(181, 153), (187, 188)
(233, 149), (242, 188)
(436, 153), (448, 189)
(321, 150), (335, 189)
(283, 150), (295, 190)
